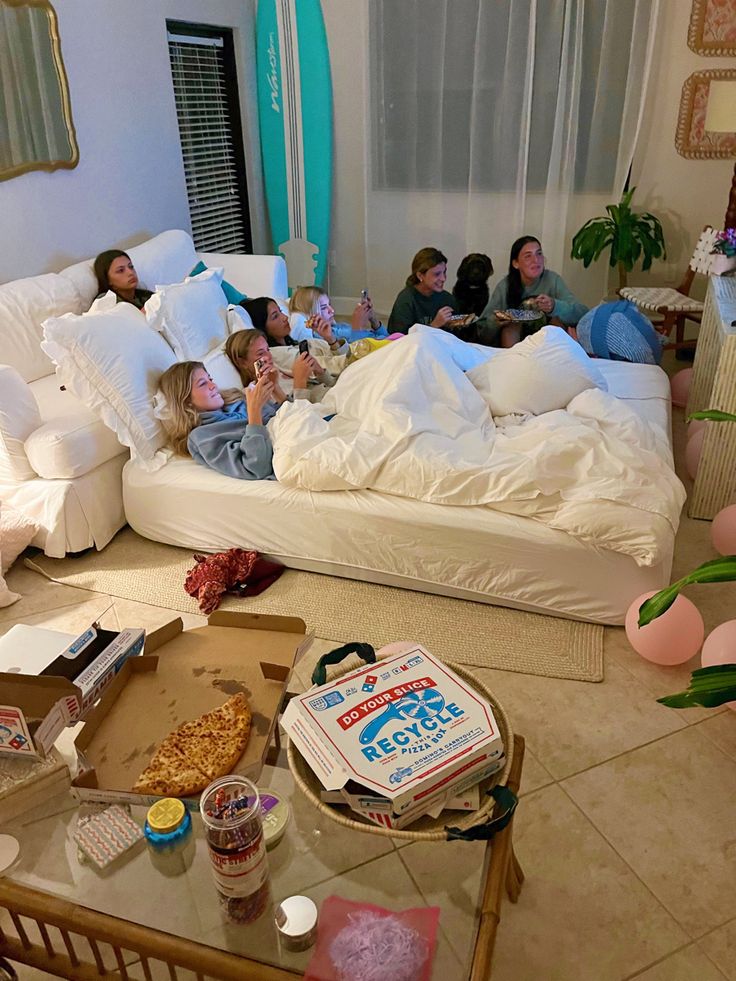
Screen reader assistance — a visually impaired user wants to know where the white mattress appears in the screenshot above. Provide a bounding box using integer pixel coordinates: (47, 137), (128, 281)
(123, 362), (676, 625)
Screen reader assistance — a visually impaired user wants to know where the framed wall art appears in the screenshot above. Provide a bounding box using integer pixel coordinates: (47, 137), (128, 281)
(675, 69), (736, 159)
(0, 0), (79, 182)
(688, 0), (736, 56)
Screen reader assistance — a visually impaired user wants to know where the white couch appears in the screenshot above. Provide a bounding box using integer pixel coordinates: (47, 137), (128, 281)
(0, 230), (286, 557)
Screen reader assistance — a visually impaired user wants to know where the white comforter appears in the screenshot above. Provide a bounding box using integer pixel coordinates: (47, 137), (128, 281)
(269, 328), (685, 566)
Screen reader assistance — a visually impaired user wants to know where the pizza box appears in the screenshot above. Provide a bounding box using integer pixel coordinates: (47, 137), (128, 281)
(71, 612), (308, 808)
(0, 623), (145, 759)
(281, 645), (505, 818)
(0, 747), (71, 824)
(318, 753), (505, 830)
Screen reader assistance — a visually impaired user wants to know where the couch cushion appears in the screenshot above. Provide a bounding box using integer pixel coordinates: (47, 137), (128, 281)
(0, 365), (42, 481)
(129, 229), (198, 292)
(41, 303), (176, 471)
(0, 273), (83, 382)
(26, 375), (126, 479)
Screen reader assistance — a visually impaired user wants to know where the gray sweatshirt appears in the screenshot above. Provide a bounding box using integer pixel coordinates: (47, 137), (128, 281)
(187, 399), (276, 480)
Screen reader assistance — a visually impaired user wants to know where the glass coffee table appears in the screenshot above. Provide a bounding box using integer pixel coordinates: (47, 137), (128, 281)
(0, 737), (524, 980)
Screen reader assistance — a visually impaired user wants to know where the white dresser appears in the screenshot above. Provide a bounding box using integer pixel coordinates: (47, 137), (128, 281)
(686, 273), (736, 519)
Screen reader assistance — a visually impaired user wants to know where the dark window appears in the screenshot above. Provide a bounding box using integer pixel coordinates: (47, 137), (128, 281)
(167, 21), (252, 253)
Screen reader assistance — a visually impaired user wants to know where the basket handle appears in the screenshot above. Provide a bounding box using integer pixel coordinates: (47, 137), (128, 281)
(444, 785), (518, 841)
(311, 642), (377, 687)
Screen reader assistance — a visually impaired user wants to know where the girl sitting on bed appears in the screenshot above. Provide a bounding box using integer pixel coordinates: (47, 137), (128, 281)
(288, 286), (387, 342)
(240, 296), (350, 356)
(225, 329), (334, 404)
(157, 361), (277, 480)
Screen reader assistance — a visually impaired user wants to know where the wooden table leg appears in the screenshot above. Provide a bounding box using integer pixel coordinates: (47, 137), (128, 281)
(469, 733), (525, 981)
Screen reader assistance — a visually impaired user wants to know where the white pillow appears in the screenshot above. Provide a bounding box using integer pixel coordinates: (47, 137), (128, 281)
(41, 304), (176, 470)
(1, 502), (39, 575)
(226, 304), (254, 333)
(203, 342), (246, 392)
(145, 269), (229, 360)
(466, 326), (608, 417)
(0, 365), (42, 481)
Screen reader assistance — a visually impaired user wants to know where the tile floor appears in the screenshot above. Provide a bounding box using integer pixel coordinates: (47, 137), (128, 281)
(2, 404), (735, 980)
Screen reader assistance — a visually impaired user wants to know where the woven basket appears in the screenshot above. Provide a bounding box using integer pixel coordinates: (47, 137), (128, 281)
(287, 657), (514, 842)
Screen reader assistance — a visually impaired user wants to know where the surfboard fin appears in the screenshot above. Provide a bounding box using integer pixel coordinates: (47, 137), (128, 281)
(278, 237), (320, 288)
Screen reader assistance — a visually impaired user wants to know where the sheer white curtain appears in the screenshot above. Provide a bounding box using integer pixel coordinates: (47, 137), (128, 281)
(363, 0), (659, 312)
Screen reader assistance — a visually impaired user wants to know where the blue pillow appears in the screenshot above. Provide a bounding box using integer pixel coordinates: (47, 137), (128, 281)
(190, 261), (247, 305)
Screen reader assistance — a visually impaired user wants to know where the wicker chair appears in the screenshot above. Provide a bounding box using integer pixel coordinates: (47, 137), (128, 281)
(619, 226), (719, 350)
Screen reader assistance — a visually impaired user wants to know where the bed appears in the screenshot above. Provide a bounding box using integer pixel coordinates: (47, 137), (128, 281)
(123, 331), (682, 626)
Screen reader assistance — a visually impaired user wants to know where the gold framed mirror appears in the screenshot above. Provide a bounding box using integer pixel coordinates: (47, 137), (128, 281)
(0, 0), (79, 181)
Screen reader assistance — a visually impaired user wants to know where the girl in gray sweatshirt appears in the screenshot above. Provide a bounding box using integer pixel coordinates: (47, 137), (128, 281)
(158, 361), (277, 480)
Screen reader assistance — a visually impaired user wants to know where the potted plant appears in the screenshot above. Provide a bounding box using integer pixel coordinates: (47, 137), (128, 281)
(710, 228), (736, 276)
(638, 408), (736, 709)
(570, 187), (666, 289)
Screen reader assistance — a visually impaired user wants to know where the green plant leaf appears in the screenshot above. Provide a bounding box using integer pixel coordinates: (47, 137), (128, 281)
(570, 188), (666, 274)
(688, 410), (736, 423)
(637, 556), (736, 626)
(657, 664), (736, 709)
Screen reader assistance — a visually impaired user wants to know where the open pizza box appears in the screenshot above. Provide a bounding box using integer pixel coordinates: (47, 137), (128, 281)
(71, 612), (309, 808)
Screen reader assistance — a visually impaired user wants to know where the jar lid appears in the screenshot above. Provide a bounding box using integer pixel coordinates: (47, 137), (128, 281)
(147, 798), (186, 834)
(274, 895), (318, 938)
(259, 789), (290, 849)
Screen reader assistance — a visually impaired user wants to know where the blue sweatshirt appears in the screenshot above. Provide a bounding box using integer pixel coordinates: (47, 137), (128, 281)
(187, 399), (276, 480)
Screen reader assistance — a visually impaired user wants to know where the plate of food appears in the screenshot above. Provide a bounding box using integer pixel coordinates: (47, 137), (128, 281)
(494, 309), (545, 322)
(446, 313), (478, 329)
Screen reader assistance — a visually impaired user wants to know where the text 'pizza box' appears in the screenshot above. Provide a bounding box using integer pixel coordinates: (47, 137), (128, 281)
(281, 645), (504, 822)
(71, 612), (308, 809)
(0, 623), (144, 759)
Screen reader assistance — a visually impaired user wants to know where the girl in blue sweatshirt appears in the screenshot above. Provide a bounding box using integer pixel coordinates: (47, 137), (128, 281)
(158, 361), (277, 480)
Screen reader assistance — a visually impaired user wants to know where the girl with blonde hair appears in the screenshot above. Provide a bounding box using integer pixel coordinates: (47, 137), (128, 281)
(157, 361), (276, 480)
(225, 329), (335, 403)
(289, 285), (387, 343)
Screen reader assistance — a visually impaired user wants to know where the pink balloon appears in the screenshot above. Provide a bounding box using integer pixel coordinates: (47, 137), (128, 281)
(685, 426), (705, 480)
(712, 504), (736, 556)
(701, 620), (736, 711)
(625, 590), (705, 665)
(687, 419), (706, 441)
(670, 368), (692, 408)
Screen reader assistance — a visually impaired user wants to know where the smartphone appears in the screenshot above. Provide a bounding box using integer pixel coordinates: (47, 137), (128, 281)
(253, 356), (270, 380)
(298, 339), (310, 355)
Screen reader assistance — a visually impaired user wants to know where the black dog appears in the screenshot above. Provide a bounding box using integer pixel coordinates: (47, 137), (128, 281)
(452, 253), (494, 317)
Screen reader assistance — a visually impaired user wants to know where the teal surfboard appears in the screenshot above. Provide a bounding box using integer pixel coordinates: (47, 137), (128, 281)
(256, 0), (333, 291)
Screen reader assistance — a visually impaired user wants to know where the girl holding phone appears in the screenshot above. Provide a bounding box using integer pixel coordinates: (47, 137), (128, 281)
(289, 286), (387, 343)
(156, 361), (277, 480)
(225, 329), (337, 404)
(241, 296), (350, 355)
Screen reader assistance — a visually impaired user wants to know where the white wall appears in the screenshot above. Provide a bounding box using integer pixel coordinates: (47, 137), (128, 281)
(323, 0), (729, 311)
(0, 0), (264, 285)
(630, 0), (735, 298)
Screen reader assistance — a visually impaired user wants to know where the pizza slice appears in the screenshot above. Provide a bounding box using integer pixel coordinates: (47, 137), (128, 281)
(171, 693), (252, 781)
(132, 734), (210, 797)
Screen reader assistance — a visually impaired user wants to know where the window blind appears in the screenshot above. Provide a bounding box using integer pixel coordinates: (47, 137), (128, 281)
(167, 31), (250, 253)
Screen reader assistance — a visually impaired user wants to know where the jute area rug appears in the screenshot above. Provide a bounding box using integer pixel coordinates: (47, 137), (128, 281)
(27, 528), (603, 683)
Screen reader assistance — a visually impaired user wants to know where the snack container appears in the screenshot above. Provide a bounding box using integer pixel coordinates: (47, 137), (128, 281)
(200, 775), (270, 923)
